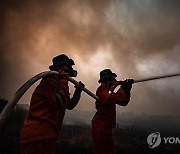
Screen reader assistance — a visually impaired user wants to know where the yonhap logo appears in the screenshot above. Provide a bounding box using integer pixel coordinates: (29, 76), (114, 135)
(147, 132), (161, 148)
(147, 132), (180, 148)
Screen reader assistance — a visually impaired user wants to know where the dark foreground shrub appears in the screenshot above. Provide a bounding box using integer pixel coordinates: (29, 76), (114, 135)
(0, 105), (27, 154)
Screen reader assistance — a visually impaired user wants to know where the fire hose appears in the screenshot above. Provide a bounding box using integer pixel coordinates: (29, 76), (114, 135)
(0, 71), (179, 131)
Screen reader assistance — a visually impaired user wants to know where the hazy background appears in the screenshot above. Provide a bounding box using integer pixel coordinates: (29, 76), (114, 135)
(0, 0), (180, 115)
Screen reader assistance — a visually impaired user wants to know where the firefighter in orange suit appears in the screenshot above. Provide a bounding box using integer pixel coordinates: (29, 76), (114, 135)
(20, 54), (84, 154)
(91, 69), (133, 154)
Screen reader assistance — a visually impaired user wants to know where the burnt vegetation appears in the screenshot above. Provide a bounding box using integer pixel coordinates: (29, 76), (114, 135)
(0, 99), (180, 154)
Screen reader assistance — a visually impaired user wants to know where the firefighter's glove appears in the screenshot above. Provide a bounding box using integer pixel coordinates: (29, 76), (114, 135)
(121, 79), (134, 91)
(74, 81), (85, 92)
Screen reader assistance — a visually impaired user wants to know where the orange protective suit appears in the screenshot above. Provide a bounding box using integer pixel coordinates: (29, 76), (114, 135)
(91, 83), (131, 154)
(20, 74), (82, 154)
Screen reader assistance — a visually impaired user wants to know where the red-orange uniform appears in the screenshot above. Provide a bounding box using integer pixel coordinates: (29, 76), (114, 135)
(20, 74), (82, 154)
(91, 83), (131, 154)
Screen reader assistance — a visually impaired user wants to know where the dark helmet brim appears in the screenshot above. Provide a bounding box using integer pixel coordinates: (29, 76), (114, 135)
(49, 58), (75, 71)
(49, 65), (57, 71)
(98, 72), (117, 83)
(68, 59), (75, 66)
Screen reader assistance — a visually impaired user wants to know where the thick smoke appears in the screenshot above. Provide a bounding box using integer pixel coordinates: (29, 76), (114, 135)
(0, 0), (180, 115)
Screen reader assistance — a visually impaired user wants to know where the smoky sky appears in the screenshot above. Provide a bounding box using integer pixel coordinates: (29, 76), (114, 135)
(0, 0), (180, 115)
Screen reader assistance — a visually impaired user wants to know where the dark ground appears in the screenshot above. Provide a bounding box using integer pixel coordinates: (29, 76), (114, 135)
(0, 100), (180, 154)
(57, 125), (180, 154)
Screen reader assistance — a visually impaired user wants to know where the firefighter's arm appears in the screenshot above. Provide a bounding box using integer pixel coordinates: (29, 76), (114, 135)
(56, 71), (70, 107)
(67, 81), (84, 110)
(115, 79), (133, 106)
(115, 89), (131, 106)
